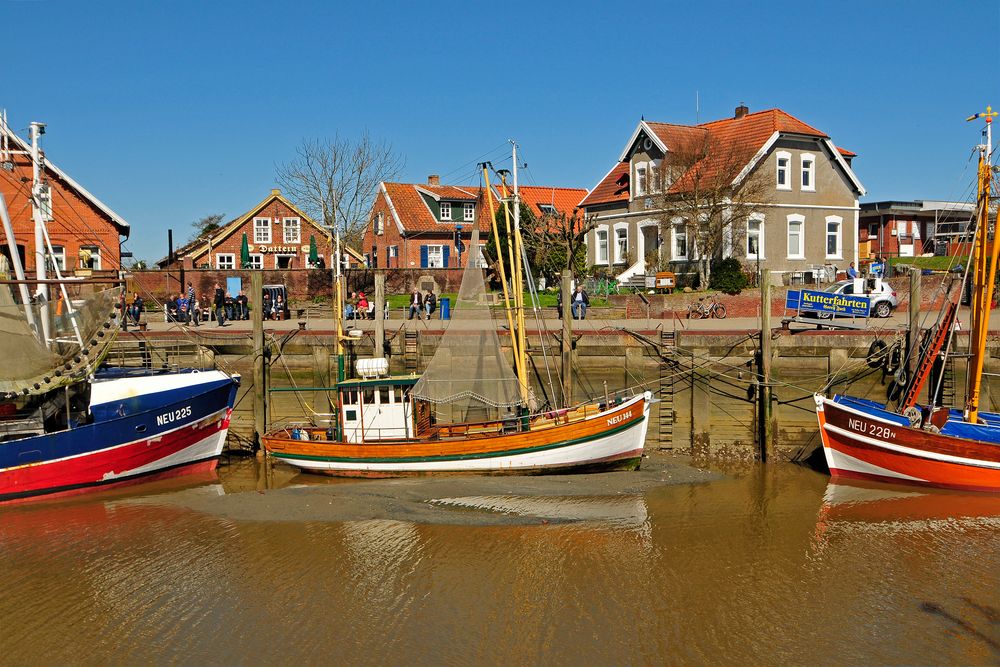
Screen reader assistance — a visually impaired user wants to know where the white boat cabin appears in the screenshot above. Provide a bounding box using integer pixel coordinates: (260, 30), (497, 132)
(338, 360), (419, 442)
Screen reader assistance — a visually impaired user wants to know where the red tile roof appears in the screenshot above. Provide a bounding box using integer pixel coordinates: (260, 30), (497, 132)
(382, 182), (492, 233)
(580, 108), (850, 207)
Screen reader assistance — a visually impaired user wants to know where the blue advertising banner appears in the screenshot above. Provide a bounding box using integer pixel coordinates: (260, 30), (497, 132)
(786, 289), (871, 317)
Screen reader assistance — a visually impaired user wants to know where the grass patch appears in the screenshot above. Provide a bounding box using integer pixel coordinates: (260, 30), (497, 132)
(889, 256), (962, 272)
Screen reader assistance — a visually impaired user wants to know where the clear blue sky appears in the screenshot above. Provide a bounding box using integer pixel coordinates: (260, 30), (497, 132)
(2, 0), (996, 263)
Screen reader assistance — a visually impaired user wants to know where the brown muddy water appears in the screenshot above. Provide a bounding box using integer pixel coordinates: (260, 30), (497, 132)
(2, 455), (999, 665)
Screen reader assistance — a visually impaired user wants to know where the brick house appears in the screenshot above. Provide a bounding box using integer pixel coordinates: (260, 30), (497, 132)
(0, 121), (129, 275)
(361, 176), (490, 269)
(157, 189), (335, 270)
(859, 200), (974, 260)
(579, 106), (865, 285)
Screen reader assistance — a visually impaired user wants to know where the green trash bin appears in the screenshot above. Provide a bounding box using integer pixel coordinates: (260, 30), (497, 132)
(439, 297), (451, 320)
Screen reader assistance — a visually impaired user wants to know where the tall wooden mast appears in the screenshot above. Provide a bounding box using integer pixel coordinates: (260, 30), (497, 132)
(965, 106), (998, 423)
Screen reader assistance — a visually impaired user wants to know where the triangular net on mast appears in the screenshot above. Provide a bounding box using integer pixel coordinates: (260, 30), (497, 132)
(411, 227), (523, 423)
(0, 283), (120, 397)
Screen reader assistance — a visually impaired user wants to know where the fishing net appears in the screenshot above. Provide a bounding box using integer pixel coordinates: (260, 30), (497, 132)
(0, 285), (121, 397)
(411, 228), (524, 423)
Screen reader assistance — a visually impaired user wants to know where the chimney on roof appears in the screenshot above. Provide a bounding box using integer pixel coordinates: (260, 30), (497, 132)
(427, 175), (440, 186)
(734, 104), (749, 119)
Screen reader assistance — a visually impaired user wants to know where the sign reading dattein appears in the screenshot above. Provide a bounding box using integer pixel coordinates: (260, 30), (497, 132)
(786, 289), (871, 317)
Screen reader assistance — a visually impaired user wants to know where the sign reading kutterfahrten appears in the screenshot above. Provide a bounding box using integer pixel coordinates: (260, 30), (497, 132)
(786, 289), (871, 317)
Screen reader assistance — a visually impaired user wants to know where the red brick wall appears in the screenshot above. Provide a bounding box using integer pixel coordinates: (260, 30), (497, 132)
(0, 153), (123, 273)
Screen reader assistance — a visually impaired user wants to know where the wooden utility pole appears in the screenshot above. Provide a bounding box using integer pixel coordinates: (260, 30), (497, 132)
(560, 269), (573, 406)
(908, 266), (921, 378)
(251, 271), (266, 453)
(375, 271), (386, 359)
(758, 279), (775, 461)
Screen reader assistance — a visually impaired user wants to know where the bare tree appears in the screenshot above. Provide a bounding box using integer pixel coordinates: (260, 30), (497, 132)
(531, 210), (598, 281)
(649, 131), (771, 287)
(276, 132), (405, 246)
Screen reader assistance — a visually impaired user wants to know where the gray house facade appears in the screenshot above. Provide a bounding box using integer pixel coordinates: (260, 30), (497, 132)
(579, 106), (866, 285)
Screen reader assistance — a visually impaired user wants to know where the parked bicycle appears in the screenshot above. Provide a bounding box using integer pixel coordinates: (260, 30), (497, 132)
(687, 294), (727, 319)
(594, 277), (620, 298)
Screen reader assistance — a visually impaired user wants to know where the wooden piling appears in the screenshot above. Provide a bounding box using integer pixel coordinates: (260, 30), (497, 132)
(908, 267), (921, 379)
(251, 271), (266, 453)
(759, 280), (775, 461)
(375, 271), (386, 359)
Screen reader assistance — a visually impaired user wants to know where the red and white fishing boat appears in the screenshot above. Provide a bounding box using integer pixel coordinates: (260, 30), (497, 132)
(0, 116), (239, 504)
(265, 151), (650, 476)
(815, 107), (1000, 492)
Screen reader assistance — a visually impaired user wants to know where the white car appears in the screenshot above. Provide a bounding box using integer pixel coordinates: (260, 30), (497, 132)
(812, 280), (899, 318)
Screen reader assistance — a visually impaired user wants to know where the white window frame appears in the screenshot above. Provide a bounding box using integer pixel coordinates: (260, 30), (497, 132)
(254, 217), (272, 244)
(426, 244), (444, 268)
(80, 245), (101, 270)
(613, 223), (629, 265)
(776, 151), (791, 191)
(49, 244), (66, 271)
(39, 184), (54, 221)
(634, 163), (648, 197)
(825, 215), (843, 260)
(282, 217), (301, 244)
(274, 253), (295, 269)
(786, 214), (805, 259)
(746, 214), (764, 260)
(216, 253), (236, 270)
(868, 222), (879, 237)
(374, 212), (385, 235)
(440, 202), (452, 221)
(672, 221), (688, 260)
(463, 202), (475, 221)
(801, 153), (816, 192)
(595, 227), (609, 265)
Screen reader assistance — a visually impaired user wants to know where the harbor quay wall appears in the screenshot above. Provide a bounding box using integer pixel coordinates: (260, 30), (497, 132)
(113, 326), (996, 462)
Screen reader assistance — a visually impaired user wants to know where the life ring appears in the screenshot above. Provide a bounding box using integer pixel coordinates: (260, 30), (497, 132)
(866, 340), (888, 368)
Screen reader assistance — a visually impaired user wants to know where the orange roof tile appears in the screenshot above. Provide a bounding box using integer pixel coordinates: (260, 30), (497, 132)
(382, 182), (492, 233)
(578, 162), (630, 207)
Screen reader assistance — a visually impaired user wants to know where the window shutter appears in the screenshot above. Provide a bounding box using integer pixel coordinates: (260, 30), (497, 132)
(420, 245), (429, 268)
(442, 245), (451, 268)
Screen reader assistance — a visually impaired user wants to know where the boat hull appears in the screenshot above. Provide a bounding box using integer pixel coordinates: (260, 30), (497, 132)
(0, 370), (239, 503)
(266, 392), (650, 478)
(815, 394), (1000, 493)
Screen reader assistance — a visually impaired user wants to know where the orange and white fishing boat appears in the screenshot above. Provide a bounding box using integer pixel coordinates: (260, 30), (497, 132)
(264, 151), (650, 477)
(815, 107), (1000, 492)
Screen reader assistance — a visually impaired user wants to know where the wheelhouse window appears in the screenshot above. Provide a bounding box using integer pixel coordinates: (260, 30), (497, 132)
(463, 203), (475, 221)
(440, 202), (452, 221)
(776, 151), (791, 190)
(596, 228), (609, 264)
(801, 153), (816, 192)
(825, 216), (843, 259)
(746, 216), (764, 259)
(787, 215), (805, 259)
(79, 245), (101, 270)
(283, 218), (301, 244)
(216, 253), (236, 270)
(672, 223), (688, 260)
(254, 217), (271, 244)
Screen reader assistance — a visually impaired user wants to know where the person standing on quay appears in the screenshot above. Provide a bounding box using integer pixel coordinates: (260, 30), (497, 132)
(237, 291), (249, 320)
(214, 283), (226, 326)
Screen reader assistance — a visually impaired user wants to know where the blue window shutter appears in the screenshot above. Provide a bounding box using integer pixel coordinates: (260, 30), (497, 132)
(420, 245), (428, 268)
(442, 245), (450, 268)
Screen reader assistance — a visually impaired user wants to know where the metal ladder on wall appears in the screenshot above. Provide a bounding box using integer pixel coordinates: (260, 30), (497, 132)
(404, 330), (419, 372)
(658, 330), (676, 449)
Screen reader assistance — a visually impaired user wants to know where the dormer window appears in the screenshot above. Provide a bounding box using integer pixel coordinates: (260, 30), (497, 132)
(538, 204), (557, 215)
(801, 153), (816, 192)
(776, 151), (791, 190)
(440, 202), (452, 221)
(635, 165), (648, 197)
(463, 202), (475, 221)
